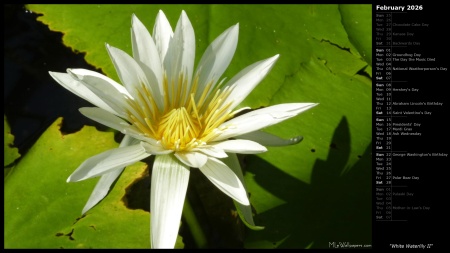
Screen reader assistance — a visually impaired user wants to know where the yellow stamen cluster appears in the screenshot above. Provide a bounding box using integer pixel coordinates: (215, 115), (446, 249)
(126, 74), (234, 151)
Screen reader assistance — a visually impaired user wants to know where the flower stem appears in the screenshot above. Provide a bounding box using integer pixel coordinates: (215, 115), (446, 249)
(183, 198), (208, 248)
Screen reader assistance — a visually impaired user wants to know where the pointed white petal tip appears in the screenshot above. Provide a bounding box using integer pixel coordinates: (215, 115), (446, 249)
(48, 71), (65, 82)
(307, 103), (319, 109)
(230, 23), (239, 32)
(131, 13), (146, 30)
(67, 173), (79, 183)
(268, 54), (280, 64)
(131, 14), (138, 26)
(179, 10), (192, 28)
(239, 197), (250, 206)
(156, 10), (169, 23)
(66, 68), (81, 80)
(289, 136), (304, 144)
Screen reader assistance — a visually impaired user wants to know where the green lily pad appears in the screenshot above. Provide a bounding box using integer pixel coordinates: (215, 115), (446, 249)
(339, 4), (372, 67)
(4, 114), (21, 168)
(4, 118), (183, 248)
(24, 4), (371, 248)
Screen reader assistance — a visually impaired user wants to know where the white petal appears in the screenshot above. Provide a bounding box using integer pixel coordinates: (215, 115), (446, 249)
(67, 68), (132, 118)
(193, 145), (228, 158)
(194, 24), (239, 99)
(211, 139), (267, 154)
(164, 10), (195, 99)
(151, 154), (190, 249)
(68, 68), (130, 95)
(141, 141), (173, 155)
(153, 10), (173, 62)
(106, 45), (152, 93)
(221, 153), (263, 230)
(121, 126), (161, 145)
(223, 54), (280, 110)
(48, 71), (116, 115)
(132, 14), (163, 83)
(131, 14), (164, 107)
(198, 157), (249, 205)
(214, 103), (319, 141)
(236, 130), (303, 146)
(67, 143), (150, 182)
(81, 167), (124, 214)
(79, 107), (130, 133)
(82, 134), (137, 214)
(174, 151), (208, 168)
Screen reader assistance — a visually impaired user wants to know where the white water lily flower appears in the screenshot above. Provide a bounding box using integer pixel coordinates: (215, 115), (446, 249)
(49, 10), (317, 249)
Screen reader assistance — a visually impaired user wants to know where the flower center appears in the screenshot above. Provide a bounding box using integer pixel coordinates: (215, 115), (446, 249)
(126, 76), (237, 152)
(157, 107), (200, 151)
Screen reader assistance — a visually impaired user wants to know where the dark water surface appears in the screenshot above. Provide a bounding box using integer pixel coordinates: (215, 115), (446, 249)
(4, 4), (104, 155)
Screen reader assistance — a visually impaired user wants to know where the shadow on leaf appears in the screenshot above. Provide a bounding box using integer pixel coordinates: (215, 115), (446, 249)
(244, 116), (372, 248)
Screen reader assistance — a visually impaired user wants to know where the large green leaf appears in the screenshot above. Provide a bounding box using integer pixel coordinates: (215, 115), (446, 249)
(339, 4), (372, 67)
(4, 118), (183, 248)
(23, 4), (372, 248)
